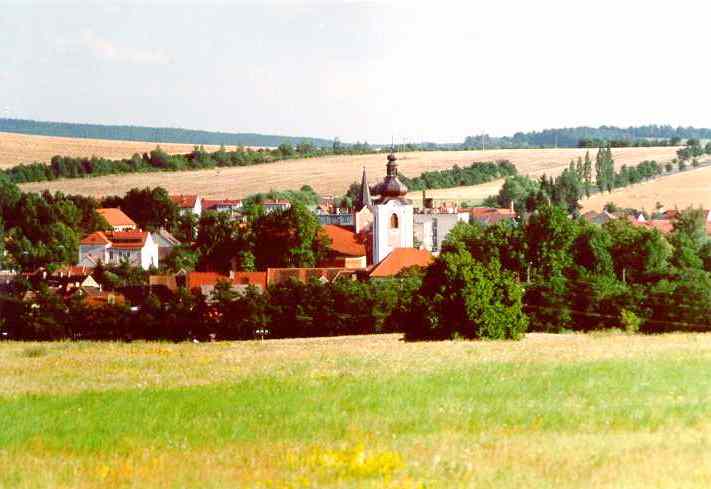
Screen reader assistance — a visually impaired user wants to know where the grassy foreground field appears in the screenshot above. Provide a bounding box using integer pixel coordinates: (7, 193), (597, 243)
(17, 146), (679, 199)
(581, 164), (711, 213)
(2, 333), (711, 488)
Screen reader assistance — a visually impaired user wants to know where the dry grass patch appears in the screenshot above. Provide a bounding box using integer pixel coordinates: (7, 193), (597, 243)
(581, 163), (711, 212)
(0, 131), (230, 168)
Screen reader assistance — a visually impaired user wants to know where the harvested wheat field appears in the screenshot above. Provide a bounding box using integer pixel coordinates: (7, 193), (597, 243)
(0, 131), (230, 168)
(581, 164), (711, 213)
(3, 332), (711, 488)
(18, 146), (679, 199)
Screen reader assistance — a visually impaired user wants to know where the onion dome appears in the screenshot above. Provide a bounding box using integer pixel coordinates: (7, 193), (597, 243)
(372, 153), (409, 203)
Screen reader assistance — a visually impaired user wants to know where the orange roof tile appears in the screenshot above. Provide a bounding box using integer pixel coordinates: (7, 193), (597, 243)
(170, 194), (199, 208)
(96, 208), (137, 228)
(80, 231), (111, 246)
(369, 248), (434, 278)
(186, 272), (229, 290)
(322, 225), (366, 257)
(80, 231), (149, 249)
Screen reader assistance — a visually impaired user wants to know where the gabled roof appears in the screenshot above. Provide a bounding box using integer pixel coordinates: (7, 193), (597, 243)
(80, 231), (149, 249)
(153, 228), (181, 246)
(80, 231), (111, 246)
(322, 225), (366, 257)
(96, 208), (137, 228)
(369, 248), (434, 278)
(469, 207), (517, 225)
(170, 194), (199, 209)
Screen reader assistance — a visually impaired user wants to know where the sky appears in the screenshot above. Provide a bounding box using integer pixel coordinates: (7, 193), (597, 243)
(1, 0), (710, 143)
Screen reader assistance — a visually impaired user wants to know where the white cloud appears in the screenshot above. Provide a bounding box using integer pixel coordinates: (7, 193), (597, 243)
(77, 29), (171, 65)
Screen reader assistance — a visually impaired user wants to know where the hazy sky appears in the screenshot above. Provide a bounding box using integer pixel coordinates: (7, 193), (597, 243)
(2, 1), (709, 143)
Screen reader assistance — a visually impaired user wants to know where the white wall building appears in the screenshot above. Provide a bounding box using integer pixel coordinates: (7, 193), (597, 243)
(370, 153), (414, 264)
(79, 231), (159, 270)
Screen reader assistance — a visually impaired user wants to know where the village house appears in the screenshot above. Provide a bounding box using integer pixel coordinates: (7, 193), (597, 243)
(170, 194), (202, 216)
(469, 206), (517, 226)
(202, 199), (244, 219)
(151, 228), (181, 261)
(262, 199), (291, 214)
(79, 231), (159, 270)
(320, 224), (368, 269)
(96, 208), (138, 232)
(414, 205), (470, 253)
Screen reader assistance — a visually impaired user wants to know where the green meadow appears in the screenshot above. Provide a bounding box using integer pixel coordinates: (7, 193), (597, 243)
(2, 333), (711, 488)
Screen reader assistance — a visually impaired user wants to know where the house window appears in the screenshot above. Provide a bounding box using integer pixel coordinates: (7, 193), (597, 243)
(390, 213), (399, 229)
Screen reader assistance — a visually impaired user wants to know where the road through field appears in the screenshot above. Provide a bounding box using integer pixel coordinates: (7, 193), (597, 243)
(17, 146), (680, 199)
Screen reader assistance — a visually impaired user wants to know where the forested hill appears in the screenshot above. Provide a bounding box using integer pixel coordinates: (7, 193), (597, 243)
(0, 118), (334, 148)
(463, 125), (711, 149)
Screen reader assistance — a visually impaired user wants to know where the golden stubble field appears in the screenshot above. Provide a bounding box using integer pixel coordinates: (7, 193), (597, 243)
(0, 131), (238, 168)
(581, 164), (711, 213)
(15, 142), (680, 199)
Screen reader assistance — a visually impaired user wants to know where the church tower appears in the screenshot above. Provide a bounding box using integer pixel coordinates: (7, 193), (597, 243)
(371, 152), (413, 264)
(355, 167), (372, 211)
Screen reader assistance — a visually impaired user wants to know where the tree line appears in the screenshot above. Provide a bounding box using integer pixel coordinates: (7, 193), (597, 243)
(0, 118), (334, 148)
(462, 125), (711, 149)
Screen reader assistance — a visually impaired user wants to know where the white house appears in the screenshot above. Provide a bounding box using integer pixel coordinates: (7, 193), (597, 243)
(79, 231), (159, 270)
(170, 194), (202, 216)
(413, 209), (469, 253)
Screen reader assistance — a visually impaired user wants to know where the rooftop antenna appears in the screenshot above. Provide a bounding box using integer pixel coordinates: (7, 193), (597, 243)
(481, 131), (485, 152)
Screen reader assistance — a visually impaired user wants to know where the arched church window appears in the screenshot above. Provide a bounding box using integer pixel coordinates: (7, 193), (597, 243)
(390, 213), (399, 229)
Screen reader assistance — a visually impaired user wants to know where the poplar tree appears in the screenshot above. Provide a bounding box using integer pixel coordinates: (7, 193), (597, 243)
(595, 147), (606, 192)
(583, 151), (593, 197)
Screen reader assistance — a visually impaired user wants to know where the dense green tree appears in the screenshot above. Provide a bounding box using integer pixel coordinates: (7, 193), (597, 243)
(252, 202), (330, 269)
(403, 250), (527, 340)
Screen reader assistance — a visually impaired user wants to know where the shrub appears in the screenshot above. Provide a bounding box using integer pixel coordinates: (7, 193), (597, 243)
(620, 309), (642, 334)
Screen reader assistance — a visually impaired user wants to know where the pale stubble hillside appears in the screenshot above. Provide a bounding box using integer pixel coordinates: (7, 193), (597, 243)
(16, 146), (680, 199)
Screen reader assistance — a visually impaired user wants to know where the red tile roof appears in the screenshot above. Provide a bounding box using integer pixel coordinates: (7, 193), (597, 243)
(96, 208), (137, 228)
(80, 231), (149, 249)
(80, 231), (111, 246)
(322, 225), (367, 257)
(186, 272), (229, 290)
(369, 248), (434, 278)
(469, 207), (516, 225)
(170, 194), (199, 209)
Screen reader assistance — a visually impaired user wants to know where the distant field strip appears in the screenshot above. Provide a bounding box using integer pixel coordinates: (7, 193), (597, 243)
(16, 146), (679, 199)
(582, 163), (711, 212)
(2, 333), (711, 488)
(0, 131), (228, 168)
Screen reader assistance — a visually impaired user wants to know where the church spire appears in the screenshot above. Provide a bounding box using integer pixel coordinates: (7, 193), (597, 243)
(356, 166), (372, 210)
